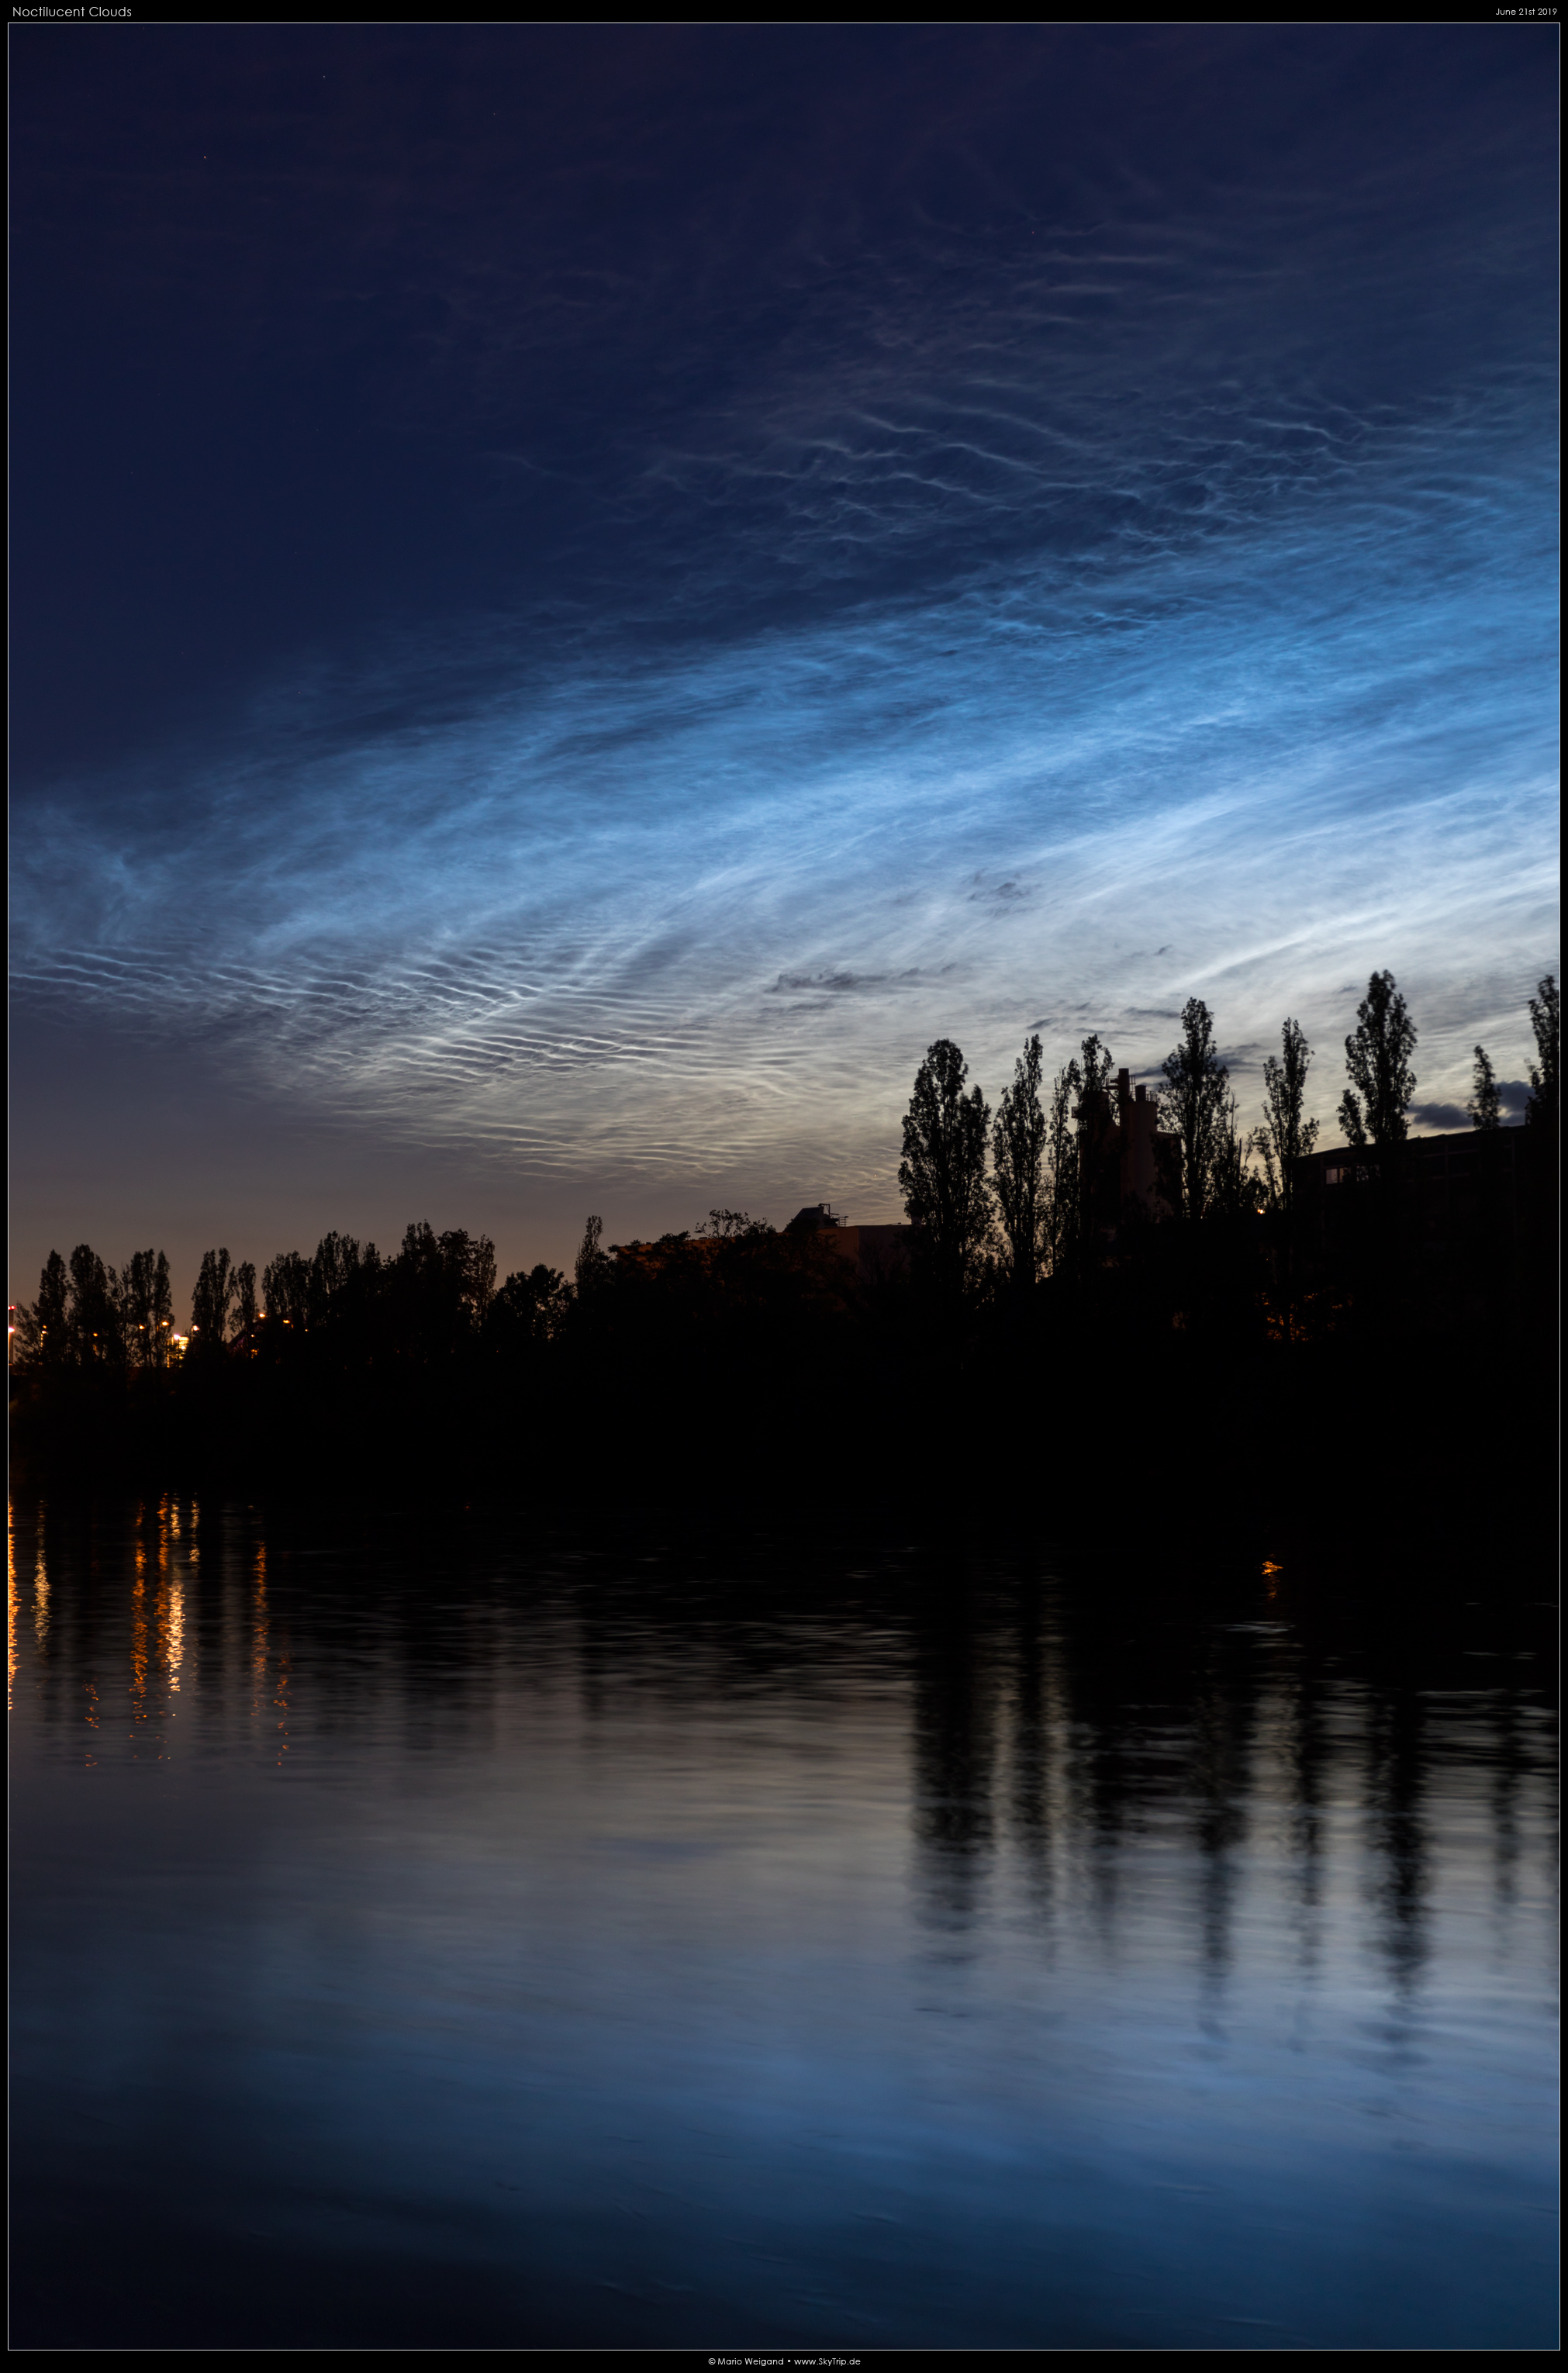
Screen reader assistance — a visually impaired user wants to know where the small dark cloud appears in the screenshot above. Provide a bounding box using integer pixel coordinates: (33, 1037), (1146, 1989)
(770, 969), (876, 994)
(1413, 1083), (1530, 1131)
(1026, 1003), (1105, 1031)
(768, 968), (952, 997)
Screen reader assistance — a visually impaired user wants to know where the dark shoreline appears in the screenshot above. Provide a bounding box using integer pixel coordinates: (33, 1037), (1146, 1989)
(10, 1349), (1556, 1594)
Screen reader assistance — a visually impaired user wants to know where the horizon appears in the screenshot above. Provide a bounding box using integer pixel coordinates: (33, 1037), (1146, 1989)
(10, 26), (1559, 1304)
(9, 1067), (1540, 1327)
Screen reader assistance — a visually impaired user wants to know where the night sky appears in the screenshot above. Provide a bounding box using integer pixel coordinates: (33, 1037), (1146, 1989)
(11, 26), (1559, 1302)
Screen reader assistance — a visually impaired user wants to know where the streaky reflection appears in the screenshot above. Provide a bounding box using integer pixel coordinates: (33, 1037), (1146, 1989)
(1287, 1662), (1328, 1977)
(163, 1553), (188, 1697)
(1189, 1653), (1258, 1995)
(33, 1531), (50, 1649)
(1366, 1685), (1428, 1997)
(6, 1510), (16, 1713)
(6, 1502), (1557, 2353)
(1007, 1575), (1055, 1919)
(130, 1537), (148, 1718)
(910, 1570), (997, 1943)
(250, 1535), (268, 1712)
(1487, 1691), (1524, 1922)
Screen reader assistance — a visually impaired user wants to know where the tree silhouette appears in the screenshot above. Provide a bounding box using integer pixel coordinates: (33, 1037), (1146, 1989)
(696, 1208), (772, 1240)
(23, 1251), (69, 1366)
(262, 1249), (309, 1328)
(1526, 976), (1558, 1131)
(1338, 971), (1417, 1151)
(1253, 1019), (1319, 1216)
(1069, 1033), (1120, 1245)
(115, 1248), (174, 1370)
(1208, 1090), (1255, 1220)
(899, 1038), (993, 1298)
(489, 1263), (572, 1348)
(1077, 1031), (1114, 1104)
(1040, 1060), (1081, 1277)
(150, 1251), (174, 1362)
(575, 1214), (610, 1299)
(1466, 1046), (1502, 1131)
(991, 1035), (1047, 1291)
(190, 1248), (237, 1349)
(232, 1260), (258, 1341)
(68, 1244), (116, 1363)
(392, 1223), (496, 1352)
(1161, 1000), (1230, 1222)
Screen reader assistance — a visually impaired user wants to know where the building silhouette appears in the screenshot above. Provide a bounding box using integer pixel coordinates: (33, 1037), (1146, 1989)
(1074, 1069), (1176, 1237)
(785, 1204), (914, 1283)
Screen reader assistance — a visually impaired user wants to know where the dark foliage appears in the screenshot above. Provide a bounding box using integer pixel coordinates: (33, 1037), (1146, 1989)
(991, 1035), (1047, 1291)
(10, 978), (1554, 1556)
(1040, 1059), (1080, 1279)
(1160, 1000), (1230, 1223)
(1254, 1020), (1319, 1216)
(1338, 970), (1418, 1152)
(1525, 975), (1557, 1131)
(899, 1039), (993, 1300)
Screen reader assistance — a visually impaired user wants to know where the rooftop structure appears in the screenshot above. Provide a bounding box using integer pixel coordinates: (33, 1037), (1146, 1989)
(786, 1203), (913, 1282)
(1292, 1126), (1532, 1252)
(1075, 1069), (1177, 1235)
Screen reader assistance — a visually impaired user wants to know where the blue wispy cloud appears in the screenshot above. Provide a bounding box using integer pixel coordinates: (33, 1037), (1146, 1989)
(10, 27), (1557, 1264)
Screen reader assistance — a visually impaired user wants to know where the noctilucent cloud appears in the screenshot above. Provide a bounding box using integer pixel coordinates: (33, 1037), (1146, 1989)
(11, 27), (1558, 1299)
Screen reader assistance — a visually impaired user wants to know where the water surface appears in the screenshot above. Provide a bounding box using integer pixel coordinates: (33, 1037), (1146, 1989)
(9, 1498), (1557, 2348)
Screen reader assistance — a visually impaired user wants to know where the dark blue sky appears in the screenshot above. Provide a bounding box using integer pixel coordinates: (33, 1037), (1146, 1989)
(11, 26), (1558, 1297)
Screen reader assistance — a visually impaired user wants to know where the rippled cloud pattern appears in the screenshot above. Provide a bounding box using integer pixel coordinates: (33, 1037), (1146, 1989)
(11, 28), (1558, 1269)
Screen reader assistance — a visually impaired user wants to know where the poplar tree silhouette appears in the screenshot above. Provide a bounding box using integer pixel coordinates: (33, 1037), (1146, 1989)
(1040, 1060), (1081, 1277)
(29, 1251), (68, 1365)
(262, 1249), (309, 1327)
(1208, 1090), (1254, 1221)
(575, 1214), (610, 1298)
(991, 1035), (1047, 1291)
(1077, 1032), (1114, 1105)
(233, 1260), (258, 1340)
(150, 1251), (174, 1361)
(1253, 1019), (1319, 1216)
(1335, 972), (1419, 1325)
(1338, 971), (1417, 1153)
(1160, 1000), (1230, 1221)
(191, 1249), (237, 1349)
(899, 1038), (993, 1300)
(116, 1248), (174, 1369)
(1525, 975), (1558, 1131)
(1467, 1046), (1502, 1131)
(68, 1245), (116, 1363)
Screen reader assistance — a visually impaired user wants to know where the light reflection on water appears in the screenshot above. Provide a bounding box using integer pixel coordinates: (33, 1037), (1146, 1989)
(8, 1497), (1557, 2350)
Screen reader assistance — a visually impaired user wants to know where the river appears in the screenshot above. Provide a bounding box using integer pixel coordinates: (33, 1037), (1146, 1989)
(9, 1496), (1556, 2348)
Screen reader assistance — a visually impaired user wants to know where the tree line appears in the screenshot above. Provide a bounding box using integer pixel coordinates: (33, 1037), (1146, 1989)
(897, 969), (1555, 1300)
(7, 970), (1557, 1551)
(9, 969), (1556, 1376)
